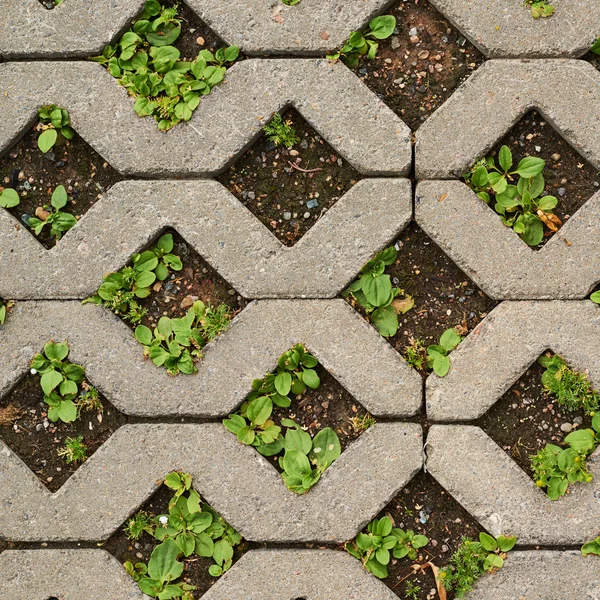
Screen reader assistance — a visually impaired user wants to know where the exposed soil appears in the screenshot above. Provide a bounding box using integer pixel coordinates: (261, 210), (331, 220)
(0, 375), (127, 493)
(480, 110), (600, 248)
(343, 224), (498, 374)
(103, 485), (249, 599)
(271, 365), (371, 453)
(137, 229), (248, 330)
(217, 108), (361, 246)
(0, 127), (124, 250)
(477, 354), (591, 479)
(350, 471), (486, 600)
(352, 0), (485, 131)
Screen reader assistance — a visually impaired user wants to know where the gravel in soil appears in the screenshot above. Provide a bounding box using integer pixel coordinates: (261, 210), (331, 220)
(0, 375), (127, 493)
(343, 223), (498, 374)
(350, 471), (485, 600)
(0, 128), (124, 250)
(217, 108), (361, 246)
(480, 110), (600, 248)
(352, 0), (485, 132)
(477, 355), (591, 480)
(103, 485), (248, 599)
(137, 229), (248, 331)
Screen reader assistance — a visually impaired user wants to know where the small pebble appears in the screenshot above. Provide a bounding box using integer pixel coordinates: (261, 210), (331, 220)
(560, 423), (573, 433)
(283, 211), (292, 220)
(306, 199), (319, 209)
(303, 212), (310, 219)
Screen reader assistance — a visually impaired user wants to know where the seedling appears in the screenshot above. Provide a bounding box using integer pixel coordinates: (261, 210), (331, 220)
(91, 0), (239, 130)
(403, 338), (426, 371)
(27, 185), (78, 241)
(37, 105), (75, 153)
(124, 511), (156, 541)
(345, 516), (429, 579)
(76, 382), (103, 414)
(0, 188), (20, 209)
(426, 328), (462, 377)
(350, 413), (376, 433)
(582, 535), (600, 556)
(342, 246), (414, 338)
(0, 299), (13, 326)
(438, 533), (517, 597)
(84, 233), (182, 325)
(57, 436), (88, 463)
(538, 354), (600, 414)
(30, 341), (87, 423)
(135, 300), (231, 376)
(525, 0), (554, 18)
(464, 145), (558, 246)
(263, 113), (300, 149)
(327, 16), (396, 67)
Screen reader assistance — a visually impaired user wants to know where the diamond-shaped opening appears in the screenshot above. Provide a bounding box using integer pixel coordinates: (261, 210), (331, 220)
(104, 481), (248, 597)
(216, 107), (361, 246)
(349, 0), (484, 131)
(224, 347), (373, 487)
(0, 371), (127, 493)
(0, 113), (124, 250)
(348, 470), (486, 599)
(464, 110), (600, 249)
(476, 351), (594, 483)
(341, 223), (498, 375)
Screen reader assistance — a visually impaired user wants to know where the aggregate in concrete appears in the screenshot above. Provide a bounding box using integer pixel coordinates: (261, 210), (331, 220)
(428, 0), (600, 59)
(0, 60), (412, 177)
(0, 422), (423, 542)
(0, 300), (422, 418)
(415, 60), (600, 180)
(416, 181), (600, 300)
(0, 0), (144, 59)
(187, 0), (393, 57)
(427, 425), (600, 546)
(0, 179), (412, 300)
(426, 301), (600, 421)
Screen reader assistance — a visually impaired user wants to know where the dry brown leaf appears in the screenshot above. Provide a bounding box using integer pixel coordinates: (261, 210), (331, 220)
(537, 210), (561, 232)
(421, 562), (447, 600)
(0, 405), (23, 426)
(438, 193), (449, 202)
(392, 296), (415, 315)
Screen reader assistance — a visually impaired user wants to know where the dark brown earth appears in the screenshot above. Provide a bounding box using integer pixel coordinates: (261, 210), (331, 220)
(343, 223), (498, 374)
(477, 355), (591, 479)
(137, 229), (247, 330)
(0, 374), (127, 493)
(0, 127), (124, 249)
(217, 108), (361, 246)
(352, 0), (485, 132)
(481, 110), (600, 247)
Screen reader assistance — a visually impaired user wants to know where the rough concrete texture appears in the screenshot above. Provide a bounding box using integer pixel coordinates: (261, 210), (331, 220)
(0, 549), (144, 600)
(416, 181), (600, 300)
(0, 422), (423, 542)
(428, 0), (600, 58)
(203, 549), (398, 600)
(0, 60), (411, 177)
(416, 60), (600, 179)
(0, 300), (422, 417)
(0, 0), (145, 59)
(427, 425), (600, 545)
(467, 551), (600, 600)
(0, 179), (412, 300)
(426, 301), (600, 421)
(187, 0), (392, 56)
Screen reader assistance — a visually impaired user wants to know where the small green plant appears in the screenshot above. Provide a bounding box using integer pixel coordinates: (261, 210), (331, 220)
(37, 105), (75, 153)
(345, 516), (429, 579)
(57, 436), (88, 463)
(327, 16), (396, 67)
(134, 300), (231, 376)
(592, 38), (600, 54)
(30, 341), (87, 423)
(403, 338), (426, 371)
(124, 511), (156, 541)
(263, 113), (300, 149)
(0, 299), (13, 326)
(591, 290), (600, 304)
(404, 582), (421, 600)
(76, 382), (103, 414)
(0, 188), (20, 208)
(124, 471), (242, 599)
(426, 328), (462, 377)
(27, 185), (78, 241)
(438, 533), (517, 598)
(464, 145), (558, 246)
(538, 354), (600, 414)
(524, 0), (555, 18)
(84, 233), (182, 325)
(342, 246), (413, 338)
(582, 535), (600, 556)
(281, 0), (301, 4)
(350, 413), (376, 433)
(91, 0), (239, 131)
(531, 412), (600, 500)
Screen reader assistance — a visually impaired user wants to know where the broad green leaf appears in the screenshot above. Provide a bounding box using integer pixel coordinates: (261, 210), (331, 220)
(310, 427), (341, 470)
(282, 449), (311, 477)
(498, 145), (513, 172)
(135, 325), (153, 346)
(520, 214), (544, 246)
(591, 291), (600, 304)
(51, 185), (68, 210)
(213, 539), (233, 566)
(371, 305), (398, 337)
(368, 15), (396, 39)
(0, 188), (20, 208)
(284, 426), (312, 454)
(56, 398), (77, 423)
(471, 165), (489, 188)
(40, 370), (63, 395)
(246, 395), (272, 426)
(147, 538), (184, 583)
(516, 156), (545, 178)
(38, 129), (58, 153)
(301, 368), (320, 389)
(59, 379), (77, 397)
(497, 535), (517, 552)
(194, 532), (214, 557)
(479, 532), (498, 552)
(439, 329), (461, 352)
(362, 274), (392, 307)
(433, 355), (450, 377)
(537, 195), (558, 211)
(274, 371), (292, 396)
(365, 557), (387, 579)
(564, 429), (595, 453)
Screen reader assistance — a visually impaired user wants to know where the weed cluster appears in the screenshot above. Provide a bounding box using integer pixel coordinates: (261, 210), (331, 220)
(263, 113), (300, 149)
